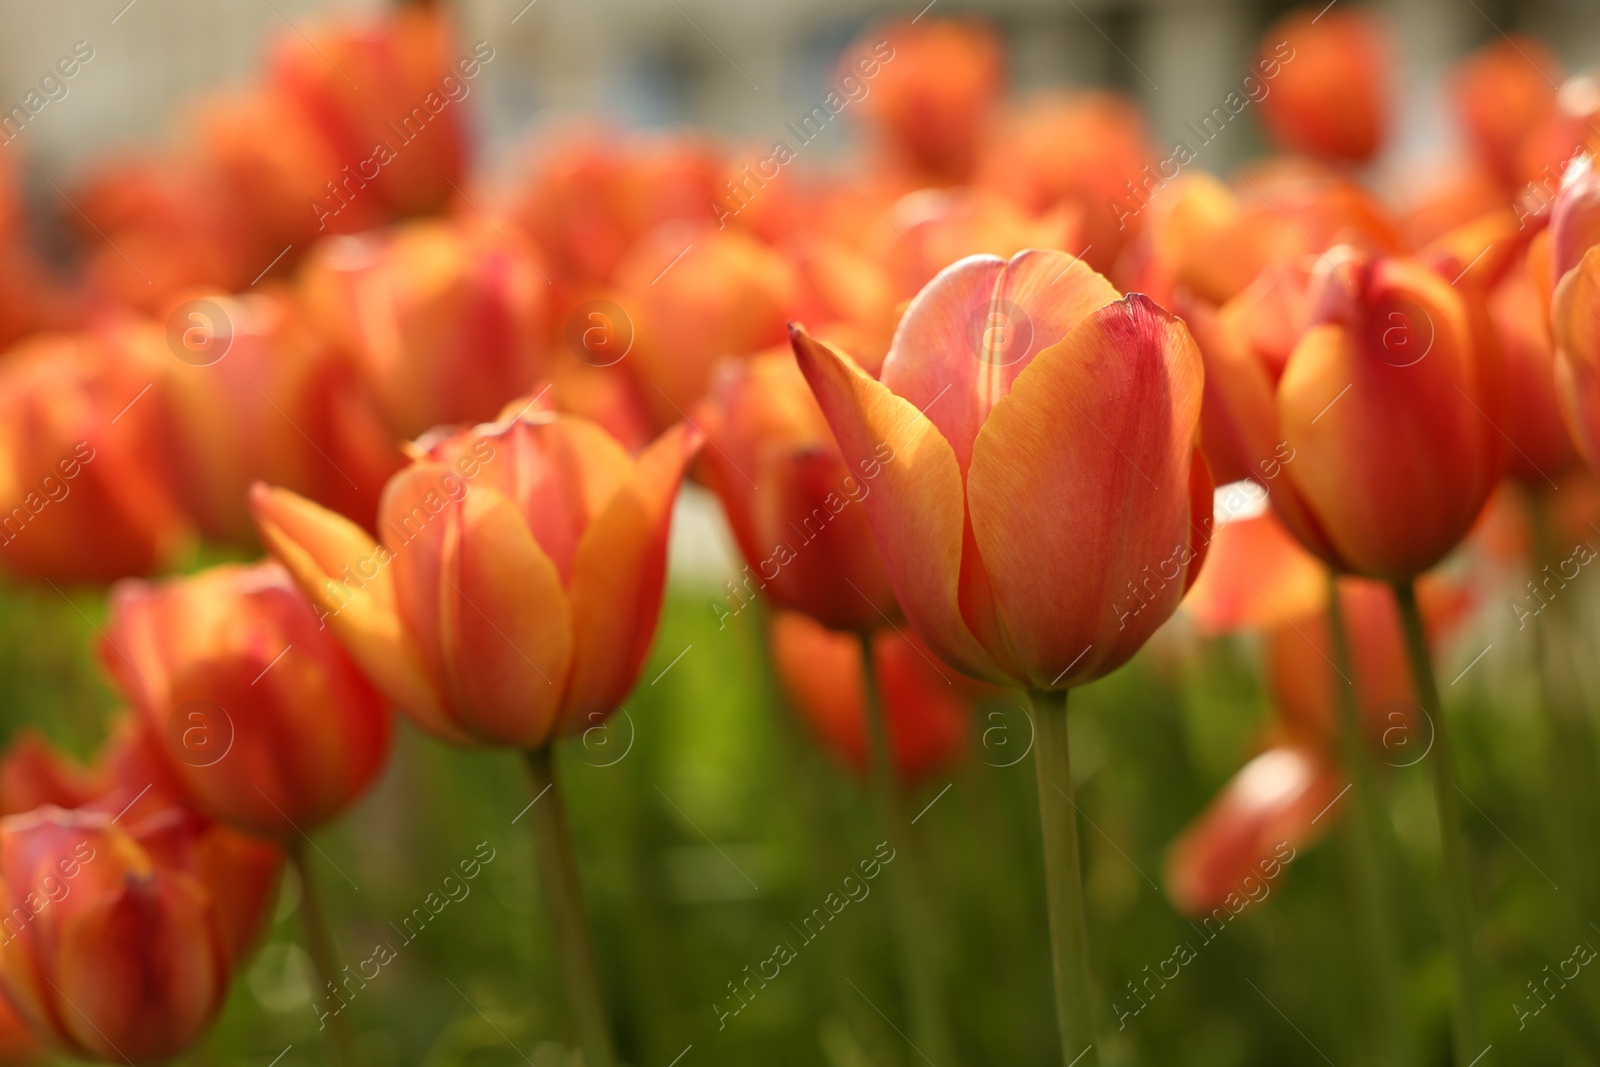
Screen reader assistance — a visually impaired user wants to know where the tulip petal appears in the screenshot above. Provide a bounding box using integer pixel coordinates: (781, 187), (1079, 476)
(965, 294), (1204, 689)
(793, 325), (1006, 681)
(1164, 746), (1339, 916)
(563, 421), (700, 726)
(1553, 244), (1600, 467)
(386, 467), (573, 747)
(880, 249), (1121, 470)
(250, 483), (455, 739)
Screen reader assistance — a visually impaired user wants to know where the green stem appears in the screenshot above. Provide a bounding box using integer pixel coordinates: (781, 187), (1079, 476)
(1325, 572), (1410, 1065)
(1029, 688), (1099, 1067)
(291, 840), (359, 1067)
(858, 632), (957, 1066)
(1391, 581), (1483, 1060)
(523, 747), (617, 1067)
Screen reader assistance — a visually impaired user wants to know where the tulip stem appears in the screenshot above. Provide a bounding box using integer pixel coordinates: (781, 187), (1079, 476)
(858, 631), (958, 1066)
(523, 746), (617, 1067)
(1325, 572), (1410, 1065)
(1391, 581), (1483, 1061)
(1029, 688), (1099, 1067)
(291, 840), (360, 1067)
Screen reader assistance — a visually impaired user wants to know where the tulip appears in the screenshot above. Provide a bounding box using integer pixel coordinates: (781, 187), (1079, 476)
(793, 248), (1210, 689)
(1182, 510), (1324, 637)
(699, 352), (898, 632)
(0, 808), (231, 1064)
(255, 401), (698, 1065)
(1165, 747), (1337, 917)
(300, 217), (552, 441)
(101, 560), (393, 841)
(795, 248), (1208, 1065)
(93, 716), (284, 969)
(1451, 36), (1564, 189)
(770, 612), (972, 781)
(1147, 168), (1400, 308)
(616, 223), (797, 432)
(252, 403), (698, 748)
(119, 290), (405, 543)
(842, 18), (1003, 185)
(507, 123), (726, 300)
(1202, 246), (1499, 580)
(100, 556), (381, 1067)
(0, 333), (194, 584)
(268, 5), (469, 221)
(1256, 8), (1391, 163)
(977, 90), (1155, 273)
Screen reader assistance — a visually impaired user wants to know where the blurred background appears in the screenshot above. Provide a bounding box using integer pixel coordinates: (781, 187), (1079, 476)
(4, 0), (1600, 184)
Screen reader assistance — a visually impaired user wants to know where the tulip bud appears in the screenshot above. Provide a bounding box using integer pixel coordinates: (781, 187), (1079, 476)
(267, 6), (467, 219)
(301, 217), (552, 441)
(102, 561), (392, 841)
(0, 334), (194, 583)
(843, 18), (1003, 184)
(0, 808), (231, 1064)
(1209, 246), (1499, 579)
(616, 223), (797, 432)
(1451, 36), (1564, 189)
(976, 90), (1155, 272)
(252, 398), (701, 747)
(794, 249), (1211, 690)
(700, 352), (898, 632)
(1256, 9), (1392, 163)
(127, 290), (405, 543)
(770, 612), (977, 782)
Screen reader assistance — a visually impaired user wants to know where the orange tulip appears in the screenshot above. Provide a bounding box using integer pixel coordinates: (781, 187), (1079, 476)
(615, 223), (797, 431)
(977, 90), (1156, 273)
(124, 290), (405, 542)
(251, 400), (700, 747)
(0, 333), (193, 584)
(506, 123), (726, 299)
(699, 352), (897, 632)
(0, 808), (231, 1064)
(1492, 251), (1580, 483)
(1146, 168), (1400, 307)
(1165, 747), (1336, 916)
(94, 717), (283, 966)
(1197, 246), (1499, 579)
(101, 561), (393, 841)
(1256, 8), (1391, 163)
(770, 612), (975, 781)
(1451, 36), (1563, 189)
(843, 18), (1003, 185)
(268, 6), (469, 221)
(793, 248), (1211, 689)
(300, 217), (551, 441)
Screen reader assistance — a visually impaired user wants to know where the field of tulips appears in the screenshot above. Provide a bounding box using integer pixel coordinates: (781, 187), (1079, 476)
(3, 1), (1600, 1064)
